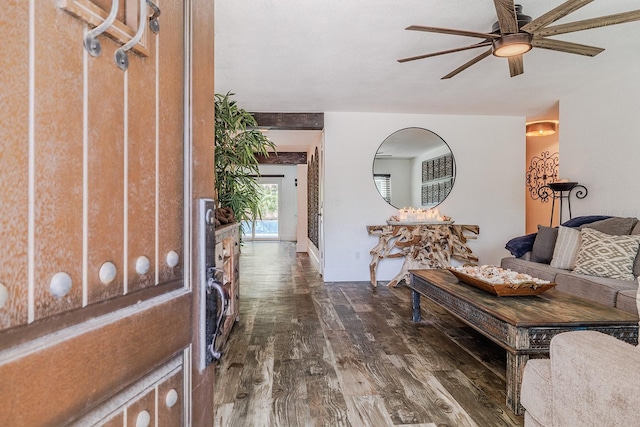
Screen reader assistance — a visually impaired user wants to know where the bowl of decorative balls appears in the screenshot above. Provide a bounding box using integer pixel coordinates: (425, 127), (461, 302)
(448, 265), (556, 297)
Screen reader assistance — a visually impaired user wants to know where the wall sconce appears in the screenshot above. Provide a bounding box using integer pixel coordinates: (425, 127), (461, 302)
(526, 121), (558, 137)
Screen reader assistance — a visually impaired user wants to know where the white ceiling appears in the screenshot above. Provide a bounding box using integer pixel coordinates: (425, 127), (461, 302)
(214, 0), (640, 119)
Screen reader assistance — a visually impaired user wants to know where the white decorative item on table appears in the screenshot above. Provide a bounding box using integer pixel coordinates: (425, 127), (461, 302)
(387, 207), (453, 225)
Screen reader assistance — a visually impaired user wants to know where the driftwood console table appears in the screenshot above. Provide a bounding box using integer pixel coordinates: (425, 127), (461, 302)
(366, 223), (479, 287)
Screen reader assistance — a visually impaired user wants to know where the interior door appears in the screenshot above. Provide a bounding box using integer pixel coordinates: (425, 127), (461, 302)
(0, 1), (216, 424)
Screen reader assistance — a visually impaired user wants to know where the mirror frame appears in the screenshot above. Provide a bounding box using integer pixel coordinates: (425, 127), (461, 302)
(372, 127), (456, 209)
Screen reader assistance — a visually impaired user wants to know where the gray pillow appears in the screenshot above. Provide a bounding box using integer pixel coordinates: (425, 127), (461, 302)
(579, 217), (639, 236)
(531, 225), (558, 264)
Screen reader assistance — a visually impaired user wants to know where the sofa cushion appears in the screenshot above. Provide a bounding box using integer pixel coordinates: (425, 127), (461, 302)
(500, 257), (560, 283)
(504, 216), (611, 258)
(573, 228), (640, 281)
(550, 226), (581, 270)
(521, 359), (553, 427)
(530, 225), (558, 264)
(637, 276), (640, 325)
(554, 272), (637, 308)
(632, 223), (640, 277)
(616, 289), (639, 315)
(550, 331), (640, 427)
(523, 412), (546, 427)
(579, 216), (639, 235)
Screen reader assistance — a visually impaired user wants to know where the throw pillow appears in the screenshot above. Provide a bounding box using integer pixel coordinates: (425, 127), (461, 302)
(579, 217), (639, 236)
(505, 233), (537, 258)
(530, 225), (558, 264)
(573, 228), (640, 281)
(561, 215), (610, 228)
(550, 226), (582, 270)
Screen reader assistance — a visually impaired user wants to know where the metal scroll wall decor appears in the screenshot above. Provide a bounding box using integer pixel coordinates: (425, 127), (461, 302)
(526, 151), (559, 201)
(307, 147), (319, 248)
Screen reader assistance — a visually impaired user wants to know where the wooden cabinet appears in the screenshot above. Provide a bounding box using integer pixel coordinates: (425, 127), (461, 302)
(215, 224), (240, 348)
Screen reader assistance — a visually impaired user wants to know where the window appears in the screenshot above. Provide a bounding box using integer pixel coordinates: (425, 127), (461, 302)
(374, 174), (391, 204)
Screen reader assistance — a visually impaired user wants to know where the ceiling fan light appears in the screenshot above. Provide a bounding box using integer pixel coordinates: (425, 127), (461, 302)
(526, 121), (558, 137)
(492, 33), (533, 57)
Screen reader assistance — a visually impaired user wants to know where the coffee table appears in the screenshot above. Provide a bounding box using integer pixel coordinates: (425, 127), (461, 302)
(409, 269), (639, 415)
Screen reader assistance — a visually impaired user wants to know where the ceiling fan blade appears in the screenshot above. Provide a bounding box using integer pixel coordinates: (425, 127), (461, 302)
(532, 36), (604, 56)
(406, 25), (499, 40)
(521, 0), (594, 33)
(441, 48), (492, 79)
(535, 10), (640, 37)
(493, 0), (518, 34)
(398, 41), (492, 63)
(508, 55), (524, 77)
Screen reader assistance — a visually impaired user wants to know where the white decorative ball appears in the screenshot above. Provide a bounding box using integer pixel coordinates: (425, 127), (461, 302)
(166, 251), (179, 268)
(99, 262), (117, 284)
(136, 256), (150, 275)
(50, 272), (72, 298)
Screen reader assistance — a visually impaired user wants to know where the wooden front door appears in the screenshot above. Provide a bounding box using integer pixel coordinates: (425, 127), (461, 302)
(0, 1), (215, 424)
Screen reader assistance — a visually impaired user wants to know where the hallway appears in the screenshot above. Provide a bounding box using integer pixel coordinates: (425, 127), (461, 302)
(213, 242), (523, 426)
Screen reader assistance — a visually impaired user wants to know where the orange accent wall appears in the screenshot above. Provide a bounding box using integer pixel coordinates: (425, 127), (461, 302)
(525, 134), (560, 234)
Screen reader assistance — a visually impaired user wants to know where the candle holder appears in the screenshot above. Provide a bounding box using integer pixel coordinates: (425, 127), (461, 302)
(538, 182), (588, 226)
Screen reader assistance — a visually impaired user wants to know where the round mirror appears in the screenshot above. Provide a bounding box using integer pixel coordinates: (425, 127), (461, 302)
(372, 127), (455, 209)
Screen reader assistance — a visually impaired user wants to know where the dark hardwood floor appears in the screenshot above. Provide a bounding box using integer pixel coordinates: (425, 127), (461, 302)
(213, 242), (524, 426)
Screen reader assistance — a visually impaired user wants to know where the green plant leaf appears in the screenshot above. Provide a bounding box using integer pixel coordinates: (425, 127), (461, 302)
(214, 92), (278, 224)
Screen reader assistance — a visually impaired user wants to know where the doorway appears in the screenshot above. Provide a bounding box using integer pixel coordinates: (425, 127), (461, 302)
(243, 178), (282, 241)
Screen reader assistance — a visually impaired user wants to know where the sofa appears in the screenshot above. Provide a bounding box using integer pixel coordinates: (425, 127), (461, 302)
(519, 278), (640, 427)
(501, 216), (640, 315)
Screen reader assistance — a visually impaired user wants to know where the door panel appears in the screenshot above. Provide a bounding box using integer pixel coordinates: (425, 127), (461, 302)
(87, 36), (126, 304)
(33, 1), (84, 321)
(0, 2), (29, 329)
(158, 369), (186, 425)
(0, 291), (190, 426)
(127, 23), (157, 294)
(125, 388), (156, 427)
(157, 0), (186, 286)
(0, 0), (216, 424)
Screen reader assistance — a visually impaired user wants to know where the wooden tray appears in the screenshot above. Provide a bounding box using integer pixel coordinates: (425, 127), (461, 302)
(448, 269), (556, 297)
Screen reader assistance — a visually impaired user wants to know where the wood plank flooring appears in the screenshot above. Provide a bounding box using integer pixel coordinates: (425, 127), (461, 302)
(213, 242), (524, 427)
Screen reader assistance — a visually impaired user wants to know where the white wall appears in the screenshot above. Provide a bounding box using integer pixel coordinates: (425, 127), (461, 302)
(258, 164), (299, 241)
(323, 112), (525, 282)
(559, 72), (640, 219)
(296, 164), (308, 252)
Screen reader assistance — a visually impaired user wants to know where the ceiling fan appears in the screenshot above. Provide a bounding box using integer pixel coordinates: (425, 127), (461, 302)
(398, 0), (640, 79)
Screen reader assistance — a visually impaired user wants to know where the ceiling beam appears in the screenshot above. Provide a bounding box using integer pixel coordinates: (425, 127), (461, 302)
(250, 113), (324, 130)
(256, 152), (307, 165)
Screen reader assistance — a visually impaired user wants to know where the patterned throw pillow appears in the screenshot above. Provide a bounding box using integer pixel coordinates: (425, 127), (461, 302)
(573, 228), (640, 281)
(550, 226), (582, 270)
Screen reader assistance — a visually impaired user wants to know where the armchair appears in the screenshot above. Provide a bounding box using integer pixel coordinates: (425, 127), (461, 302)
(520, 280), (640, 426)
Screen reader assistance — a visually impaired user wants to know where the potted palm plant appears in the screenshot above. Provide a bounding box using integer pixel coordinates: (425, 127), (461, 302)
(214, 92), (277, 227)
